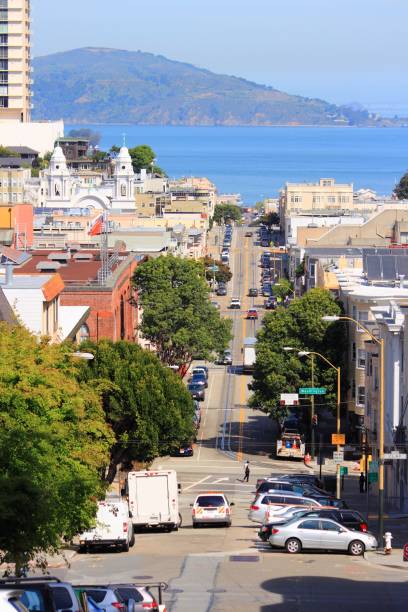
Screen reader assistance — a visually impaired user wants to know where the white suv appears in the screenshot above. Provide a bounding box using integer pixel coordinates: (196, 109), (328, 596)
(229, 298), (241, 309)
(249, 492), (321, 523)
(192, 493), (234, 527)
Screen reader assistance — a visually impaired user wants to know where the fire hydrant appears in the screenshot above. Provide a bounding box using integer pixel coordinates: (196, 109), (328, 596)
(384, 531), (393, 555)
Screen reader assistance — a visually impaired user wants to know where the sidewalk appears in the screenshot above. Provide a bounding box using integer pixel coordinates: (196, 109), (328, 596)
(365, 549), (408, 571)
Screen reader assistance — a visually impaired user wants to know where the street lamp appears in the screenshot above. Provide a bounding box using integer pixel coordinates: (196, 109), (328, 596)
(322, 314), (385, 547)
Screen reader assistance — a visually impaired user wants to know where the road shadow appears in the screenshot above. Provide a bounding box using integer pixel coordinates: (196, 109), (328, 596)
(259, 576), (408, 611)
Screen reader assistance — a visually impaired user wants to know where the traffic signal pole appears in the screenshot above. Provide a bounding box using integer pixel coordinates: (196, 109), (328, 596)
(311, 353), (315, 459)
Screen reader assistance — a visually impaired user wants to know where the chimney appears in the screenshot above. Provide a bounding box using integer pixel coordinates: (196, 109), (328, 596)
(4, 263), (13, 286)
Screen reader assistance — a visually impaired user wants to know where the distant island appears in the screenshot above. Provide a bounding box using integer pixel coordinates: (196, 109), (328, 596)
(32, 47), (407, 127)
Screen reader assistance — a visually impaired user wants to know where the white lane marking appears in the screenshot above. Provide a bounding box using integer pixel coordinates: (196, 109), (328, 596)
(213, 477), (230, 484)
(183, 474), (212, 492)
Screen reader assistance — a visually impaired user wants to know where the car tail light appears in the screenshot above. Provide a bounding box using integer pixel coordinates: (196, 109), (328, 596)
(123, 522), (128, 532)
(250, 505), (259, 511)
(271, 528), (280, 534)
(112, 604), (126, 610)
(360, 523), (368, 532)
(142, 603), (158, 609)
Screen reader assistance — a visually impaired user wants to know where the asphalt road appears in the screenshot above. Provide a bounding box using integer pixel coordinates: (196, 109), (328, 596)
(52, 225), (408, 611)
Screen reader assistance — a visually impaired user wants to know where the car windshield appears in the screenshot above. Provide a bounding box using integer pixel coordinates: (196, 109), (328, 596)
(189, 384), (202, 391)
(196, 495), (226, 507)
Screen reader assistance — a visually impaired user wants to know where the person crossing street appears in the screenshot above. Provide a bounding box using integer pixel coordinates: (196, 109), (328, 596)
(243, 460), (250, 482)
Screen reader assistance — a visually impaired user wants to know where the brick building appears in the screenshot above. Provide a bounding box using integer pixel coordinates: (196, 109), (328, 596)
(14, 249), (141, 342)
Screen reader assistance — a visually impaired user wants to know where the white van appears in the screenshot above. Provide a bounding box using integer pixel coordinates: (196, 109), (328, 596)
(127, 469), (180, 531)
(78, 499), (135, 552)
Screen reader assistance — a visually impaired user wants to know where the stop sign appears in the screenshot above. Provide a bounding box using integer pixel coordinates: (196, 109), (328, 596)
(403, 543), (408, 562)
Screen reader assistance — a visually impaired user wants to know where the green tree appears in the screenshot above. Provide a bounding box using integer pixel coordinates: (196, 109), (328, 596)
(133, 255), (232, 366)
(254, 201), (264, 211)
(272, 278), (292, 299)
(0, 145), (18, 157)
(261, 212), (280, 227)
(127, 145), (166, 176)
(0, 324), (112, 574)
(78, 340), (195, 482)
(203, 255), (232, 285)
(213, 203), (243, 225)
(249, 289), (345, 422)
(394, 171), (408, 199)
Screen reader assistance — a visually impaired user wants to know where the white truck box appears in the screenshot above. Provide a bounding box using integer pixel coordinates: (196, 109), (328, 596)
(78, 499), (134, 552)
(243, 336), (256, 372)
(127, 469), (180, 531)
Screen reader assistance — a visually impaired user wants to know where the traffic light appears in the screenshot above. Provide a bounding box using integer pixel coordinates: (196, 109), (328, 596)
(312, 414), (318, 427)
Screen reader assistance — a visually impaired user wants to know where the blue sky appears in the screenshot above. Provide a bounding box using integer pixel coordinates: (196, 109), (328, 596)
(32, 0), (407, 114)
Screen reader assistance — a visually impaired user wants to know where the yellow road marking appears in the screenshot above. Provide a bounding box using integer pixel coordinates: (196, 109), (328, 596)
(237, 235), (249, 462)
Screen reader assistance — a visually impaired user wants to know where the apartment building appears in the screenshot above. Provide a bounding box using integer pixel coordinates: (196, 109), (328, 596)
(280, 178), (354, 223)
(0, 0), (31, 122)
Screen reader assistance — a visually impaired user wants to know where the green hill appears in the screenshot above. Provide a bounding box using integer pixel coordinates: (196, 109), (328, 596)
(32, 47), (398, 127)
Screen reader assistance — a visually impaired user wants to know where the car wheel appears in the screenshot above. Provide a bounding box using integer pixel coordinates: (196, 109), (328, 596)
(193, 522), (199, 529)
(349, 540), (365, 556)
(285, 538), (302, 554)
(122, 540), (130, 552)
(129, 531), (135, 547)
(225, 522), (231, 528)
(178, 512), (183, 528)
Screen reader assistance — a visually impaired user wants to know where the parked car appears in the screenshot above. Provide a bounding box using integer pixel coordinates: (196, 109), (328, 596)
(268, 517), (377, 555)
(171, 445), (194, 457)
(191, 373), (208, 388)
(229, 298), (241, 309)
(78, 499), (135, 553)
(245, 231), (253, 237)
(247, 308), (258, 320)
(216, 285), (227, 296)
(248, 491), (322, 523)
(248, 288), (258, 297)
(275, 473), (324, 490)
(107, 584), (160, 612)
(258, 506), (312, 541)
(219, 349), (232, 365)
(191, 493), (234, 527)
(0, 577), (81, 612)
(192, 366), (209, 379)
(264, 297), (277, 309)
(211, 300), (221, 310)
(74, 586), (127, 612)
(188, 382), (205, 401)
(296, 508), (369, 532)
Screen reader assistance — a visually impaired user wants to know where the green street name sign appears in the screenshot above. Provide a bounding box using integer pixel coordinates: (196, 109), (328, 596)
(299, 387), (327, 395)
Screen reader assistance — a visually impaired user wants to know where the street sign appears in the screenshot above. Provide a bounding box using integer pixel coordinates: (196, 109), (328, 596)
(299, 387), (326, 395)
(332, 433), (345, 445)
(340, 466), (348, 475)
(280, 393), (299, 406)
(383, 451), (407, 460)
(368, 472), (378, 483)
(333, 450), (344, 464)
(369, 460), (379, 472)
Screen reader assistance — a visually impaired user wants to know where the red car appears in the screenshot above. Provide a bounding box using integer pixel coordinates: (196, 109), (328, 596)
(247, 308), (258, 320)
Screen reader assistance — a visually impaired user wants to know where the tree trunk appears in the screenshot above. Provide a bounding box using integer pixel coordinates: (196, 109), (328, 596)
(105, 447), (128, 484)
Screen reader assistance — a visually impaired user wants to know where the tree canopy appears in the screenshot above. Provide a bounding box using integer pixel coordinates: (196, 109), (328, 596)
(272, 278), (293, 299)
(133, 255), (232, 365)
(394, 171), (408, 200)
(127, 144), (166, 176)
(249, 289), (346, 422)
(261, 212), (280, 227)
(77, 340), (195, 482)
(0, 324), (112, 573)
(213, 203), (243, 225)
(203, 255), (232, 285)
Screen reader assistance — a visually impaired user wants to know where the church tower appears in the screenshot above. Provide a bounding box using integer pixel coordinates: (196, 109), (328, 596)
(111, 146), (135, 209)
(44, 146), (72, 206)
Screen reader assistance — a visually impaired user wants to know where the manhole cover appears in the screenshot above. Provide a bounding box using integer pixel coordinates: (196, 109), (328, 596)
(229, 555), (259, 562)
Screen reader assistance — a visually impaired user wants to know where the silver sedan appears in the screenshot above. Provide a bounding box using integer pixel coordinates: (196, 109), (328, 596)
(268, 517), (378, 555)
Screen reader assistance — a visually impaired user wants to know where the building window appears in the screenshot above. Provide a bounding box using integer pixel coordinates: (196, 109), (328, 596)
(357, 386), (365, 406)
(79, 324), (90, 343)
(357, 349), (366, 369)
(358, 310), (369, 322)
(352, 342), (356, 361)
(312, 195), (321, 204)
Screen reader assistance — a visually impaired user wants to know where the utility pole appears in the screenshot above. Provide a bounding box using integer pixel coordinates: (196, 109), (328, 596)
(311, 353), (315, 459)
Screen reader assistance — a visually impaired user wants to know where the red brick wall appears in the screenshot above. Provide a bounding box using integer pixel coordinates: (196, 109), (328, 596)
(61, 258), (139, 342)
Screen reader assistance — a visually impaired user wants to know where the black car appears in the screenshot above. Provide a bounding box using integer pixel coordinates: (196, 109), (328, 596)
(188, 382), (205, 401)
(264, 297), (277, 309)
(302, 508), (368, 531)
(171, 445), (194, 457)
(216, 285), (227, 296)
(248, 288), (258, 297)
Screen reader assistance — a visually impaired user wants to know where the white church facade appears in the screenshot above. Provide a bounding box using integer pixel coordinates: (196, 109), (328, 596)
(39, 146), (136, 211)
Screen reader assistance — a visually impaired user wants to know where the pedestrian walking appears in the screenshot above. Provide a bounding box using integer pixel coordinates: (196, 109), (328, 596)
(243, 461), (250, 482)
(359, 472), (366, 493)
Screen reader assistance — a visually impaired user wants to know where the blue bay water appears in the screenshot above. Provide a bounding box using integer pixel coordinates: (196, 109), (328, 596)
(66, 125), (408, 205)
